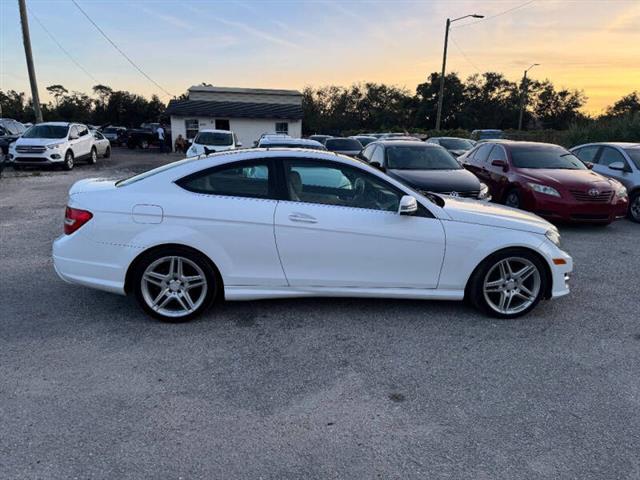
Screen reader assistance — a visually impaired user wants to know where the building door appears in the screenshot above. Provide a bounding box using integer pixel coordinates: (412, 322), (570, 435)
(215, 119), (230, 131)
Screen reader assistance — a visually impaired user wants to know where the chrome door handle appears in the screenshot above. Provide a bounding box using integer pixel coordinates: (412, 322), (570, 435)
(288, 213), (317, 224)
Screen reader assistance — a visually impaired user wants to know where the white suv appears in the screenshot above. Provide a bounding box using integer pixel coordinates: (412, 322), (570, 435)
(186, 129), (240, 157)
(9, 122), (96, 170)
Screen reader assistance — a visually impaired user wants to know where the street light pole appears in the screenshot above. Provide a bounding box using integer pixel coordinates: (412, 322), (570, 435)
(18, 0), (43, 124)
(435, 13), (483, 131)
(518, 63), (539, 131)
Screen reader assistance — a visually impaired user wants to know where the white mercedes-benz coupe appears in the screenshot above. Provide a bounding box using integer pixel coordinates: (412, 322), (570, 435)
(53, 149), (572, 322)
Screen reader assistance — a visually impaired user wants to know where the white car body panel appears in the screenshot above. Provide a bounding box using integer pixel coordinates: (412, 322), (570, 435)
(52, 149), (573, 307)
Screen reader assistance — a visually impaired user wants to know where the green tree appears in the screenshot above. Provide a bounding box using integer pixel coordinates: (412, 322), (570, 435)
(46, 84), (68, 107)
(605, 91), (640, 117)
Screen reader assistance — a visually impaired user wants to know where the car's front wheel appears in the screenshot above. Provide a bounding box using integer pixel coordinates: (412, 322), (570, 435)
(88, 147), (97, 164)
(63, 150), (74, 171)
(629, 191), (640, 223)
(132, 247), (218, 322)
(467, 249), (547, 319)
(504, 189), (521, 209)
(104, 146), (111, 158)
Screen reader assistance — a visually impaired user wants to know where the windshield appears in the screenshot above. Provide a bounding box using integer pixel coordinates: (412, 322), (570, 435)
(511, 146), (587, 170)
(439, 138), (473, 150)
(195, 132), (233, 146)
(116, 157), (201, 187)
(624, 148), (640, 169)
(325, 138), (362, 151)
(386, 146), (461, 170)
(23, 125), (69, 139)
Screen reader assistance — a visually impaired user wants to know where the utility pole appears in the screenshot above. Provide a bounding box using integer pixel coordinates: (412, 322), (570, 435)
(18, 0), (43, 123)
(435, 13), (483, 131)
(518, 63), (539, 131)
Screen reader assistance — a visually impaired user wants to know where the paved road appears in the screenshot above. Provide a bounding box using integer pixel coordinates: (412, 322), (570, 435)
(1, 150), (639, 479)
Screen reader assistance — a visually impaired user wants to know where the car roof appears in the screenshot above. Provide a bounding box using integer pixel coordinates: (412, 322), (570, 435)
(429, 136), (472, 140)
(375, 140), (438, 147)
(259, 137), (323, 147)
(571, 142), (640, 148)
(197, 129), (233, 134)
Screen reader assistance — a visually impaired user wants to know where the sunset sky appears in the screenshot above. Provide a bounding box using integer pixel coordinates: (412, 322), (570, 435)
(1, 0), (639, 115)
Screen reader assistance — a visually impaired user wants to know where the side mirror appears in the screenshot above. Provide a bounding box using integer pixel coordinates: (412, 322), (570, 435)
(236, 142), (243, 148)
(491, 159), (508, 171)
(608, 161), (625, 171)
(584, 161), (594, 169)
(398, 195), (418, 215)
(370, 162), (385, 171)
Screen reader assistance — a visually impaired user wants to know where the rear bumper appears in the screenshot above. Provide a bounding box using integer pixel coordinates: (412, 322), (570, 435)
(525, 191), (628, 224)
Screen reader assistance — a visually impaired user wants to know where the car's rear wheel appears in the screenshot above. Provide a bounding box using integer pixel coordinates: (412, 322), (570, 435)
(63, 150), (74, 170)
(133, 247), (218, 322)
(467, 249), (547, 319)
(140, 139), (149, 149)
(629, 191), (640, 223)
(104, 146), (111, 158)
(504, 189), (521, 209)
(88, 147), (97, 164)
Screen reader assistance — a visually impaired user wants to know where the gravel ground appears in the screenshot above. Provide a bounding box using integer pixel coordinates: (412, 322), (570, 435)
(1, 149), (639, 479)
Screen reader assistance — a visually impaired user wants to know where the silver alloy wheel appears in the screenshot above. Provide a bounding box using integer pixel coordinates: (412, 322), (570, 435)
(631, 195), (640, 221)
(65, 152), (74, 169)
(89, 148), (97, 163)
(141, 256), (208, 318)
(505, 191), (520, 208)
(483, 257), (541, 315)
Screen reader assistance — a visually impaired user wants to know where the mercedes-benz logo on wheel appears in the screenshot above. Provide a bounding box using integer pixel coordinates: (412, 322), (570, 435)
(588, 188), (600, 197)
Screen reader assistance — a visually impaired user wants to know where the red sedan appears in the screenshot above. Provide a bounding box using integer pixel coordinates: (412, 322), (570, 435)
(459, 141), (629, 224)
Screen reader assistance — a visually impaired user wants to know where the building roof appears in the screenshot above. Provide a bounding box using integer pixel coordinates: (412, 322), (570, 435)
(165, 99), (303, 120)
(188, 85), (302, 97)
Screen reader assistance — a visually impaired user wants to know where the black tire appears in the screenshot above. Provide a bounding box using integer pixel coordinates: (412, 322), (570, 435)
(104, 147), (111, 159)
(132, 246), (219, 322)
(88, 147), (97, 164)
(628, 191), (640, 223)
(63, 150), (74, 171)
(466, 248), (547, 319)
(504, 188), (521, 209)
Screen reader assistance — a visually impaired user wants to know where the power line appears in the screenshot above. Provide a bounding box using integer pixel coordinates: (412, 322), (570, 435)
(450, 38), (482, 73)
(70, 0), (173, 97)
(453, 0), (537, 29)
(27, 5), (99, 84)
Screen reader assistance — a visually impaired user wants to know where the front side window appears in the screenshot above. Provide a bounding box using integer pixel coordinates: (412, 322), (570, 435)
(77, 126), (89, 137)
(598, 147), (626, 167)
(194, 131), (233, 146)
(185, 119), (199, 139)
(23, 124), (69, 139)
(284, 159), (401, 212)
(177, 160), (272, 199)
(573, 146), (600, 163)
(93, 132), (104, 140)
(488, 145), (507, 163)
(623, 148), (640, 169)
(275, 122), (288, 134)
(474, 144), (494, 163)
(510, 146), (586, 170)
(385, 146), (460, 170)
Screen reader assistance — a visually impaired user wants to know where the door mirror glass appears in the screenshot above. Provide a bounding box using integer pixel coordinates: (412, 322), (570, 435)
(236, 142), (243, 148)
(608, 161), (625, 171)
(398, 195), (418, 215)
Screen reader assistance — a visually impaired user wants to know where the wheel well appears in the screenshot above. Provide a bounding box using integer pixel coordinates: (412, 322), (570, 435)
(464, 246), (553, 300)
(124, 243), (224, 300)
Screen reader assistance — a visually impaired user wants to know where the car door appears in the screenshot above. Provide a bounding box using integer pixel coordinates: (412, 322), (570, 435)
(466, 144), (494, 185)
(174, 158), (287, 287)
(93, 131), (106, 155)
(593, 146), (631, 185)
(274, 158), (446, 289)
(68, 126), (83, 157)
(77, 125), (92, 157)
(485, 144), (510, 199)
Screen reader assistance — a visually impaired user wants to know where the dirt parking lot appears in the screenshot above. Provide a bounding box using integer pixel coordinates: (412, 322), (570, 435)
(1, 148), (639, 479)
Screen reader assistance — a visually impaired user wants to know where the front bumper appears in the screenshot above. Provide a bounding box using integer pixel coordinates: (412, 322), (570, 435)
(524, 190), (628, 224)
(10, 151), (65, 165)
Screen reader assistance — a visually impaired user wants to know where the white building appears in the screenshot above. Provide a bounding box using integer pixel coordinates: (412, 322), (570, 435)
(166, 85), (303, 151)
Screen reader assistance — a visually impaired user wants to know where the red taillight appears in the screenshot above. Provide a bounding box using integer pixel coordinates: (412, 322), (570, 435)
(64, 206), (93, 235)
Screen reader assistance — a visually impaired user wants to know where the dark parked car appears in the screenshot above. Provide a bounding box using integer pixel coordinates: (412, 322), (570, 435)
(350, 135), (377, 147)
(358, 140), (490, 200)
(126, 123), (167, 149)
(471, 129), (504, 141)
(324, 137), (363, 157)
(459, 141), (629, 224)
(101, 126), (128, 145)
(426, 137), (475, 158)
(308, 135), (333, 145)
(0, 118), (27, 156)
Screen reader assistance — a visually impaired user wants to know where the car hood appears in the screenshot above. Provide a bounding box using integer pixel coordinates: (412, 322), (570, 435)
(15, 137), (66, 147)
(517, 168), (614, 189)
(442, 196), (552, 234)
(447, 149), (468, 157)
(387, 168), (480, 192)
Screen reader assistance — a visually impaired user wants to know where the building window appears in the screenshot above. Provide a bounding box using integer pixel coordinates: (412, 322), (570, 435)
(275, 122), (288, 135)
(215, 119), (230, 131)
(185, 119), (199, 139)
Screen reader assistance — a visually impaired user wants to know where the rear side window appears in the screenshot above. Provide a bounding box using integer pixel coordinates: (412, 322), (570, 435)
(176, 160), (273, 199)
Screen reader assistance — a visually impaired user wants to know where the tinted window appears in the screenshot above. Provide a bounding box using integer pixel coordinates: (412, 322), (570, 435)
(623, 148), (640, 169)
(93, 132), (104, 140)
(361, 143), (376, 161)
(474, 144), (494, 163)
(573, 146), (600, 163)
(285, 160), (401, 212)
(23, 124), (69, 139)
(511, 146), (586, 170)
(371, 145), (385, 165)
(354, 136), (376, 146)
(438, 138), (474, 150)
(488, 145), (507, 163)
(598, 147), (626, 167)
(195, 131), (233, 146)
(77, 126), (89, 137)
(177, 161), (271, 198)
(386, 146), (460, 170)
(325, 138), (363, 151)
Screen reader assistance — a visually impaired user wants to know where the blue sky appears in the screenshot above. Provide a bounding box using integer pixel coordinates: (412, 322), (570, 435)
(1, 0), (639, 113)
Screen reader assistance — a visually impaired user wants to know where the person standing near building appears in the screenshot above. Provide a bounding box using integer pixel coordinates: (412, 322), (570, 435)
(157, 124), (166, 153)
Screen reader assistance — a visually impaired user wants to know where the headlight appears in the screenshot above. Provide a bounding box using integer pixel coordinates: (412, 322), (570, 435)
(527, 182), (561, 197)
(47, 143), (65, 150)
(545, 229), (561, 246)
(615, 184), (628, 198)
(478, 182), (491, 200)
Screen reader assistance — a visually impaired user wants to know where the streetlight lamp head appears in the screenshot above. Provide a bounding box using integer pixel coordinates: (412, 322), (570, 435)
(472, 14), (484, 18)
